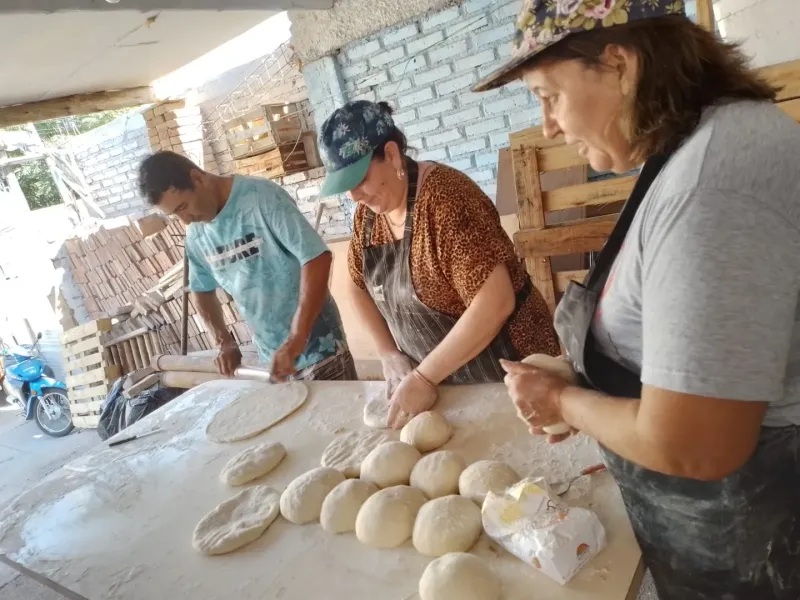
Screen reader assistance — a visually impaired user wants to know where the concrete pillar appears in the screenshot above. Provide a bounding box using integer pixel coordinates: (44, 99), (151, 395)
(301, 56), (348, 130)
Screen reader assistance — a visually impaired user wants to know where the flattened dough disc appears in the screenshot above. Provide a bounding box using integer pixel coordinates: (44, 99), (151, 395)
(206, 381), (308, 443)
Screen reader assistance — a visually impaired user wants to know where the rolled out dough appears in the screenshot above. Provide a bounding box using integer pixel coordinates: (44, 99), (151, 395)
(363, 389), (391, 429)
(220, 442), (286, 486)
(320, 430), (390, 478)
(192, 486), (280, 555)
(206, 381), (308, 443)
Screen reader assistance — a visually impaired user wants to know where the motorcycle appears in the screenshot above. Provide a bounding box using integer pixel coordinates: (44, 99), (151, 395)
(1, 333), (74, 437)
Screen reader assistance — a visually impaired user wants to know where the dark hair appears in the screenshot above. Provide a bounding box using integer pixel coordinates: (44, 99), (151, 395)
(372, 101), (409, 160)
(138, 151), (201, 205)
(524, 15), (778, 159)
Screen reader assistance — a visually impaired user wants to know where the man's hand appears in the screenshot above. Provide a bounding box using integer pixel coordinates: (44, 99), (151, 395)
(387, 369), (437, 430)
(215, 341), (242, 377)
(271, 334), (306, 382)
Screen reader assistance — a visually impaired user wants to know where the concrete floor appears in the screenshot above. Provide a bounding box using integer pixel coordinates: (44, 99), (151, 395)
(0, 402), (100, 599)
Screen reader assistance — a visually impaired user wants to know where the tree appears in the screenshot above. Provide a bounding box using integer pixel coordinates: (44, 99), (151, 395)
(13, 160), (61, 210)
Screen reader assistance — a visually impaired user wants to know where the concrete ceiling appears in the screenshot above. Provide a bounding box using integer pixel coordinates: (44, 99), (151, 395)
(0, 8), (310, 107)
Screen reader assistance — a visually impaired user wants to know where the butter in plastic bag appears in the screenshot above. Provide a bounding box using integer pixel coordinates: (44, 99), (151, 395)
(481, 477), (607, 585)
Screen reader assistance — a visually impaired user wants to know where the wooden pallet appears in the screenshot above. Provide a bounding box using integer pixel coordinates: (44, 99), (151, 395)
(62, 318), (120, 428)
(508, 58), (800, 312)
(225, 104), (307, 160)
(234, 142), (310, 179)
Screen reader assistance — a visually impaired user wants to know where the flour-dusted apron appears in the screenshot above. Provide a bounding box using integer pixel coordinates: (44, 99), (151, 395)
(554, 155), (800, 600)
(361, 159), (529, 384)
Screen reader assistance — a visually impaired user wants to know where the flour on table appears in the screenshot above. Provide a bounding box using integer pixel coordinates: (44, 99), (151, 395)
(220, 442), (286, 486)
(206, 381), (308, 443)
(363, 389), (391, 429)
(192, 486), (280, 555)
(355, 485), (427, 548)
(320, 430), (390, 478)
(320, 479), (378, 534)
(280, 467), (345, 525)
(419, 552), (500, 600)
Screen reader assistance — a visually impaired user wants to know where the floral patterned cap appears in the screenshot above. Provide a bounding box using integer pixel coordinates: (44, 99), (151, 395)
(318, 100), (395, 197)
(473, 0), (685, 92)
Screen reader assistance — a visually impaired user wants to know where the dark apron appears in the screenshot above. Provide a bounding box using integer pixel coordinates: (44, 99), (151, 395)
(554, 155), (800, 599)
(362, 159), (528, 384)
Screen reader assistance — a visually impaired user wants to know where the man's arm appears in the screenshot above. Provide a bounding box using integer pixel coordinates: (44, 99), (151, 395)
(291, 251), (333, 345)
(193, 291), (241, 376)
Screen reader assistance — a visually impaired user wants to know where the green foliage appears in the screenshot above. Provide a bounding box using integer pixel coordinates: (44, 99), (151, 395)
(13, 160), (61, 211)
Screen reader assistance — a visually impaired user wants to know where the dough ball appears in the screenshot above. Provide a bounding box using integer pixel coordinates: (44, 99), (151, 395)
(192, 486), (280, 555)
(413, 495), (482, 557)
(363, 389), (391, 429)
(355, 485), (427, 548)
(400, 411), (452, 452)
(419, 552), (500, 600)
(458, 460), (520, 506)
(360, 441), (421, 488)
(520, 354), (577, 435)
(280, 467), (345, 524)
(219, 442), (286, 486)
(320, 430), (390, 478)
(410, 450), (466, 499)
(320, 479), (378, 534)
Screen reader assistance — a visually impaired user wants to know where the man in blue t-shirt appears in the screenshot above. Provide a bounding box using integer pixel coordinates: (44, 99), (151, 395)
(137, 151), (355, 381)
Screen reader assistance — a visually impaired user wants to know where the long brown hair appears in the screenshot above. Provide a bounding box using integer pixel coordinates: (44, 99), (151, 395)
(528, 15), (779, 159)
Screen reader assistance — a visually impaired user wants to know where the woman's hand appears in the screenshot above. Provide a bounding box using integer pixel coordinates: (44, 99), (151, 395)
(379, 350), (415, 396)
(500, 359), (574, 443)
(387, 369), (437, 429)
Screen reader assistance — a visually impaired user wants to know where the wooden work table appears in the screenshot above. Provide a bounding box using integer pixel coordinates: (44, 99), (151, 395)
(0, 381), (642, 600)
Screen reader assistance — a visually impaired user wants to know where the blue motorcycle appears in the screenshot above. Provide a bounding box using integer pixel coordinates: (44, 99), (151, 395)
(1, 334), (74, 437)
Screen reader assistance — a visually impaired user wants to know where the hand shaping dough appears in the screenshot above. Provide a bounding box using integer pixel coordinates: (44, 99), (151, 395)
(410, 450), (465, 499)
(413, 495), (482, 557)
(521, 354), (578, 435)
(419, 552), (501, 600)
(360, 441), (421, 488)
(320, 430), (390, 478)
(400, 411), (452, 452)
(280, 467), (345, 524)
(320, 479), (378, 534)
(220, 442), (286, 486)
(459, 460), (520, 506)
(192, 485), (280, 555)
(355, 485), (427, 548)
(363, 389), (391, 429)
(206, 381), (308, 443)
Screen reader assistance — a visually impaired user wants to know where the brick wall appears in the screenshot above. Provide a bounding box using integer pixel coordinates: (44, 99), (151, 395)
(337, 0), (537, 199)
(71, 113), (153, 219)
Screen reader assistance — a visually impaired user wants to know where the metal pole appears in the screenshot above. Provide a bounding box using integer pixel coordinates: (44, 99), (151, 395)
(180, 258), (189, 355)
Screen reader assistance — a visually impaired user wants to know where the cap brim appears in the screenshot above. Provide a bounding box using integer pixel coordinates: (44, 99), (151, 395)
(473, 51), (537, 93)
(319, 151), (373, 197)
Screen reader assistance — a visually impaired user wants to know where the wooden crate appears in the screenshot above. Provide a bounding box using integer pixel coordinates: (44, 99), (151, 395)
(234, 143), (310, 179)
(225, 104), (307, 160)
(508, 57), (800, 312)
(61, 318), (120, 429)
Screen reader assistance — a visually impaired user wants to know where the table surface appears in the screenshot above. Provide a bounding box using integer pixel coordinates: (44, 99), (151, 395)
(0, 380), (641, 600)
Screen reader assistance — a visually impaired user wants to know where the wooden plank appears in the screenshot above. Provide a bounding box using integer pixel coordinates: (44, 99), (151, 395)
(515, 214), (618, 259)
(760, 59), (800, 101)
(64, 334), (105, 357)
(695, 0), (715, 32)
(543, 176), (637, 212)
(538, 143), (587, 172)
(69, 383), (113, 403)
(554, 269), (589, 292)
(109, 344), (122, 369)
(69, 400), (105, 414)
(71, 414), (101, 429)
(0, 87), (155, 128)
(62, 318), (112, 345)
(123, 373), (160, 399)
(778, 97), (800, 122)
(64, 352), (107, 373)
(136, 336), (150, 367)
(130, 338), (144, 370)
(102, 327), (150, 347)
(121, 342), (136, 375)
(66, 365), (120, 388)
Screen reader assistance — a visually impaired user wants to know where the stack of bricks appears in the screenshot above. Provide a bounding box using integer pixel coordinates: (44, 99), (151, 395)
(53, 220), (254, 356)
(143, 100), (218, 173)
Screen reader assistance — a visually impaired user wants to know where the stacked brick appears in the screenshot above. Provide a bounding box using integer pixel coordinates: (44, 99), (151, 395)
(143, 100), (218, 173)
(53, 220), (254, 357)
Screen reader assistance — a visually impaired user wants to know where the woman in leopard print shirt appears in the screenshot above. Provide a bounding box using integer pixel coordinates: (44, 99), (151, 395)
(319, 100), (558, 428)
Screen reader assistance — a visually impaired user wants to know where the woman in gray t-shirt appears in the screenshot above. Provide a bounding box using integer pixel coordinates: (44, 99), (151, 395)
(476, 1), (800, 599)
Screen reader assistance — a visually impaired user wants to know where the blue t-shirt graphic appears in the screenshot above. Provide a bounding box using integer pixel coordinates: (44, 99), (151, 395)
(185, 175), (346, 370)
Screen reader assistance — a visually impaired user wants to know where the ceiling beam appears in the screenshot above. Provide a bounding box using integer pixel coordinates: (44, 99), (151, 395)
(0, 87), (156, 128)
(0, 0), (333, 11)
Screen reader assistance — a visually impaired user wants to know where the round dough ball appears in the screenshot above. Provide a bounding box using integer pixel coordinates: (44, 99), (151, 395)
(458, 460), (519, 506)
(220, 441), (286, 486)
(320, 430), (389, 478)
(419, 552), (500, 600)
(280, 467), (345, 524)
(355, 485), (427, 548)
(410, 451), (466, 499)
(520, 355), (576, 435)
(360, 441), (421, 488)
(320, 479), (378, 534)
(413, 495), (482, 557)
(400, 411), (452, 452)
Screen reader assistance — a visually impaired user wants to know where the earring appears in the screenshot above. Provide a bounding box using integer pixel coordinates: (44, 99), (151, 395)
(397, 170), (405, 180)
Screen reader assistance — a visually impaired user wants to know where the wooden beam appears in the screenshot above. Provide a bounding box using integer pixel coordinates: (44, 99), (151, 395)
(695, 0), (716, 32)
(763, 59), (800, 102)
(514, 214), (618, 259)
(0, 87), (155, 128)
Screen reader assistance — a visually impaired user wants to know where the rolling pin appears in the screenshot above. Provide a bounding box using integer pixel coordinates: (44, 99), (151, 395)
(152, 354), (273, 385)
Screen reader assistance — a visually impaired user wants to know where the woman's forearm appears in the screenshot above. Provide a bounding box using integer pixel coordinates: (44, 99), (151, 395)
(417, 264), (515, 384)
(346, 278), (398, 355)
